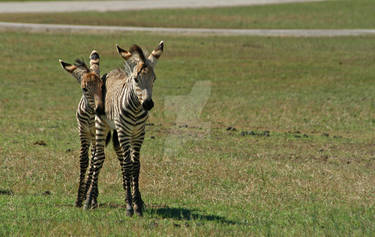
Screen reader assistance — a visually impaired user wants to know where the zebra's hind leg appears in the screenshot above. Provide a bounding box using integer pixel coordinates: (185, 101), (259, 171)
(76, 134), (90, 207)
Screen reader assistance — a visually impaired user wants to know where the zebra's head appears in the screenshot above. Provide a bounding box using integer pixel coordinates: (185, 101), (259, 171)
(59, 53), (104, 114)
(116, 41), (164, 111)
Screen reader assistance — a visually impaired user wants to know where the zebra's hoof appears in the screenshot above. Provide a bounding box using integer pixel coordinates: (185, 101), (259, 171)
(91, 202), (98, 209)
(90, 198), (98, 209)
(133, 198), (144, 217)
(134, 209), (143, 217)
(134, 205), (143, 217)
(133, 201), (143, 217)
(125, 207), (134, 217)
(83, 201), (91, 210)
(75, 198), (83, 207)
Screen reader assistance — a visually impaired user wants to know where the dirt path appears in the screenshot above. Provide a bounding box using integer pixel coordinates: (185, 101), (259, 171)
(0, 0), (325, 13)
(1, 22), (374, 37)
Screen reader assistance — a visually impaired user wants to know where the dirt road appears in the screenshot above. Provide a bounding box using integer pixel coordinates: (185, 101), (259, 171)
(1, 22), (374, 37)
(0, 0), (325, 13)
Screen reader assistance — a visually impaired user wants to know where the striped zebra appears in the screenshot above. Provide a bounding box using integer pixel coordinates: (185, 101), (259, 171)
(59, 50), (104, 208)
(84, 41), (164, 216)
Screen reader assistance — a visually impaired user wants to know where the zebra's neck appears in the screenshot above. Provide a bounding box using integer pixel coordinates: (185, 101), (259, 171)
(82, 95), (95, 114)
(123, 81), (142, 113)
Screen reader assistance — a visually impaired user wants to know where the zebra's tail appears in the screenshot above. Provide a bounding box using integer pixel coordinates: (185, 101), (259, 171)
(105, 131), (111, 147)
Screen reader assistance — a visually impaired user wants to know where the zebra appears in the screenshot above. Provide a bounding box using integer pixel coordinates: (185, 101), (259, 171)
(84, 41), (164, 217)
(59, 50), (105, 208)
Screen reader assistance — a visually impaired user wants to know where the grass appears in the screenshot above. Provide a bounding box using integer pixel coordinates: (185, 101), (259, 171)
(0, 0), (374, 29)
(0, 31), (375, 235)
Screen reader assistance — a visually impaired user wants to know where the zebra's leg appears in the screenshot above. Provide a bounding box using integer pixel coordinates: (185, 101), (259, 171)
(83, 143), (95, 203)
(112, 129), (124, 171)
(112, 130), (126, 192)
(112, 129), (129, 210)
(76, 129), (90, 207)
(89, 139), (98, 208)
(131, 141), (144, 216)
(116, 128), (133, 216)
(84, 117), (108, 210)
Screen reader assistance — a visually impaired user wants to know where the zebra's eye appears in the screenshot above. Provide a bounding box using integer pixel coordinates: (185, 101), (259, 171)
(134, 77), (139, 83)
(82, 88), (88, 92)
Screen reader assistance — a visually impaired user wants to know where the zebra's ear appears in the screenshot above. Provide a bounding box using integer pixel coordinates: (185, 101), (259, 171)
(89, 50), (100, 76)
(59, 59), (84, 83)
(148, 41), (164, 68)
(59, 59), (76, 73)
(116, 44), (132, 60)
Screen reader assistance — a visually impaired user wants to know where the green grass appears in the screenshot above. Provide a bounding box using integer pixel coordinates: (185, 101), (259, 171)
(0, 0), (374, 29)
(0, 31), (375, 235)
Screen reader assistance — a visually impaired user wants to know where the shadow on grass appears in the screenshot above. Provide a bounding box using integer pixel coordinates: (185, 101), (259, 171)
(67, 202), (238, 225)
(0, 189), (13, 195)
(147, 206), (237, 225)
(99, 202), (125, 209)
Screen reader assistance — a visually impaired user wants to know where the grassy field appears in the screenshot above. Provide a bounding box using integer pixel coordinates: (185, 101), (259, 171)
(0, 0), (374, 29)
(0, 31), (375, 236)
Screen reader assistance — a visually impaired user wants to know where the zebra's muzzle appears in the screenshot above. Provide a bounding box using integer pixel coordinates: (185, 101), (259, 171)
(95, 105), (105, 116)
(142, 99), (154, 111)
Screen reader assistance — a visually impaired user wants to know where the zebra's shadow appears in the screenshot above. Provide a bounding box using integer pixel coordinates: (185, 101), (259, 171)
(147, 206), (237, 225)
(98, 203), (237, 225)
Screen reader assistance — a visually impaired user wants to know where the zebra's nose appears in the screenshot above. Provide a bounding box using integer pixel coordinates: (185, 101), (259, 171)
(95, 105), (105, 116)
(142, 99), (154, 111)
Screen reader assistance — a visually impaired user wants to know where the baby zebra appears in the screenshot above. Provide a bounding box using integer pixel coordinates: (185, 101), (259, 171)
(84, 42), (164, 216)
(59, 51), (104, 208)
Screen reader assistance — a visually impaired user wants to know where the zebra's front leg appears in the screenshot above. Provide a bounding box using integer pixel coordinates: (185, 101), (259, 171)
(123, 149), (134, 216)
(84, 119), (108, 210)
(131, 145), (143, 216)
(112, 130), (127, 204)
(117, 129), (134, 216)
(76, 131), (90, 207)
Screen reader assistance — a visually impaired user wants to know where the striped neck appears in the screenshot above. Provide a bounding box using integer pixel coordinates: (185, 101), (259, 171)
(126, 79), (142, 112)
(83, 95), (95, 114)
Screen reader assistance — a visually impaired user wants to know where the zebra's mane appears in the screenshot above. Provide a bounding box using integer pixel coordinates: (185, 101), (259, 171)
(129, 44), (146, 62)
(121, 48), (150, 80)
(122, 60), (132, 78)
